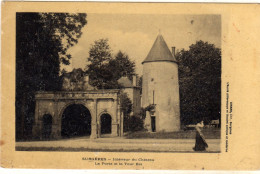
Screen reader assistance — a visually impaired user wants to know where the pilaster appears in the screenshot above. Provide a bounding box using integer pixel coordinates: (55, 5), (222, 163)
(90, 99), (98, 139)
(111, 123), (118, 137)
(32, 100), (41, 138)
(144, 111), (152, 132)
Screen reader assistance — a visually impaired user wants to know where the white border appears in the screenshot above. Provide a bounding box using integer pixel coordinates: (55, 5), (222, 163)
(1, 0), (260, 3)
(0, 1), (259, 174)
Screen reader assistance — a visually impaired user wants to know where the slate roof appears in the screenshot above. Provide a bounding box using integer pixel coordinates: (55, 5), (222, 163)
(117, 76), (133, 88)
(143, 34), (177, 64)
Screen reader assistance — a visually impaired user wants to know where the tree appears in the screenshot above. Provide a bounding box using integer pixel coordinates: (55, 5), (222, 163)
(119, 92), (132, 132)
(16, 13), (87, 139)
(108, 51), (136, 81)
(88, 39), (112, 66)
(87, 39), (136, 89)
(87, 39), (114, 89)
(176, 41), (221, 125)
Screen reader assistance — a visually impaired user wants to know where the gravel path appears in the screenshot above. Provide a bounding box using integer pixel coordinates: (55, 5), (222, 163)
(16, 137), (221, 152)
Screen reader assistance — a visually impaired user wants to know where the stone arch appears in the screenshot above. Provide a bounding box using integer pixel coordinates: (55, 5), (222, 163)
(59, 100), (94, 119)
(42, 114), (53, 139)
(98, 110), (114, 122)
(60, 102), (92, 138)
(99, 112), (112, 135)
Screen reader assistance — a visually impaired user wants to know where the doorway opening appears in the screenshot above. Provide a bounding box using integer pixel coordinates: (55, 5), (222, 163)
(61, 104), (91, 138)
(100, 113), (112, 135)
(151, 116), (156, 132)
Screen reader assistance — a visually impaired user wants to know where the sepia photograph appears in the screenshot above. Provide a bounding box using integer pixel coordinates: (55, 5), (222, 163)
(1, 2), (260, 170)
(15, 13), (221, 153)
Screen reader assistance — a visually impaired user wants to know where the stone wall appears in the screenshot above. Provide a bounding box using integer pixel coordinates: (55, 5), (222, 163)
(32, 90), (122, 139)
(142, 61), (180, 132)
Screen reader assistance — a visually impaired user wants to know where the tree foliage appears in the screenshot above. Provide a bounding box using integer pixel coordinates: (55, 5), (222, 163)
(109, 51), (136, 81)
(128, 116), (144, 132)
(119, 92), (133, 132)
(88, 39), (112, 66)
(87, 39), (136, 89)
(176, 41), (221, 125)
(40, 13), (87, 65)
(86, 39), (136, 132)
(16, 13), (87, 139)
(87, 39), (114, 89)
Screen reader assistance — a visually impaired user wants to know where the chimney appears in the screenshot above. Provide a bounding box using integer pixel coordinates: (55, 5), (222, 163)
(84, 75), (89, 83)
(171, 47), (176, 57)
(132, 75), (137, 87)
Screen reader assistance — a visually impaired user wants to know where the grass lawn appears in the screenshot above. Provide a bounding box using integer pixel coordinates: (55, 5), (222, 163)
(126, 128), (220, 139)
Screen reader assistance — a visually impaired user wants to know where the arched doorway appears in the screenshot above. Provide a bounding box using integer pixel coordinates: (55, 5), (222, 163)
(100, 113), (112, 134)
(42, 114), (52, 139)
(61, 104), (91, 138)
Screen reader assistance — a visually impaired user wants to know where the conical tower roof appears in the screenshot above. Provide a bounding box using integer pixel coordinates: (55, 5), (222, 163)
(143, 34), (177, 64)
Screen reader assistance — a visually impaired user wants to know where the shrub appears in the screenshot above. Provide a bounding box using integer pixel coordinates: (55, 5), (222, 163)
(129, 115), (144, 132)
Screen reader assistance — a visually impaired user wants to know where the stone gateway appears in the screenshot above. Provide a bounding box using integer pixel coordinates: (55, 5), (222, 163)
(32, 90), (122, 139)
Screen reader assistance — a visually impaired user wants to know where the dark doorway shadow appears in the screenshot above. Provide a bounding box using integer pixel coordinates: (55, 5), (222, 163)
(61, 104), (91, 138)
(151, 116), (156, 132)
(100, 113), (112, 135)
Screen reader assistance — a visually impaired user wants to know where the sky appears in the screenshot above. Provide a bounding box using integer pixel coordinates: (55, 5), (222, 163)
(62, 14), (221, 76)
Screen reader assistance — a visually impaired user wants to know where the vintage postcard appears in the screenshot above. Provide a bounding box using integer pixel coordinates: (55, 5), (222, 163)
(1, 2), (260, 170)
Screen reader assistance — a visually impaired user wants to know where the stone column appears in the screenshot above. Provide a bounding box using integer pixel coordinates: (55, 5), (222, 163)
(120, 112), (124, 137)
(111, 123), (118, 137)
(38, 119), (43, 140)
(144, 111), (152, 132)
(111, 97), (119, 137)
(51, 100), (61, 139)
(118, 102), (124, 137)
(32, 100), (41, 139)
(51, 124), (60, 139)
(90, 99), (98, 139)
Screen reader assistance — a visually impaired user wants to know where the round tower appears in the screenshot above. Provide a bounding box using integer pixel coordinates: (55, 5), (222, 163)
(142, 34), (180, 132)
